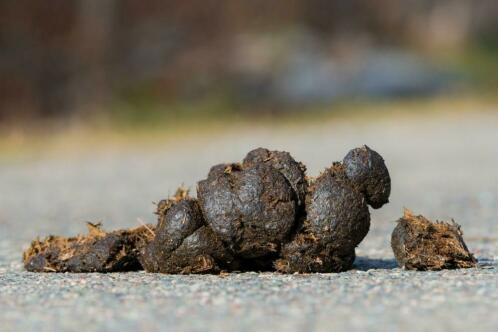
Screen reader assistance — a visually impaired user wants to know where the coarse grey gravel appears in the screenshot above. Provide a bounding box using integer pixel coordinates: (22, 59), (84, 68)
(1, 112), (497, 332)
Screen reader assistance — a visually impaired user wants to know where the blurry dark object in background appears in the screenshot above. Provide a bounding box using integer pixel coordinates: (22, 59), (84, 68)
(0, 0), (497, 122)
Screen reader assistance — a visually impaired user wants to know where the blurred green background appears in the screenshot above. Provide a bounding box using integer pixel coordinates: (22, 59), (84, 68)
(0, 0), (497, 138)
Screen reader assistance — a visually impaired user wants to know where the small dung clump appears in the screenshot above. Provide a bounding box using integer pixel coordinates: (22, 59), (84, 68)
(23, 223), (154, 273)
(275, 161), (371, 273)
(197, 149), (304, 259)
(343, 145), (391, 209)
(243, 148), (308, 209)
(305, 163), (370, 247)
(274, 233), (356, 273)
(391, 209), (478, 270)
(140, 188), (238, 274)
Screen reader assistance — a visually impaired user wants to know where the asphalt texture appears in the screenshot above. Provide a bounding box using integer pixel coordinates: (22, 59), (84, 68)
(1, 112), (497, 332)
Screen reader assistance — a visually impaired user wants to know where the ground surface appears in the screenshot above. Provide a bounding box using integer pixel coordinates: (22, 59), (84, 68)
(1, 111), (497, 332)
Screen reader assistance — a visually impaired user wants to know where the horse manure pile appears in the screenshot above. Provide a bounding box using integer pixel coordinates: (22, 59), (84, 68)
(22, 145), (478, 274)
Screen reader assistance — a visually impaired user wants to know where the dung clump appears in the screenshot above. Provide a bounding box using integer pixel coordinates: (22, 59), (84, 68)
(305, 164), (370, 246)
(391, 209), (478, 270)
(243, 148), (307, 209)
(274, 233), (356, 273)
(343, 145), (390, 209)
(275, 162), (371, 273)
(140, 188), (238, 274)
(23, 222), (154, 273)
(197, 153), (300, 259)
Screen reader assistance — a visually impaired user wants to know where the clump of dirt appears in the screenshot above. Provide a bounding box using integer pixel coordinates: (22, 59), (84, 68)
(391, 209), (478, 270)
(23, 222), (154, 273)
(197, 151), (300, 260)
(140, 188), (239, 274)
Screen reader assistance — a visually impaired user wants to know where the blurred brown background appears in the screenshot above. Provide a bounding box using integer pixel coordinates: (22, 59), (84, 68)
(0, 0), (497, 126)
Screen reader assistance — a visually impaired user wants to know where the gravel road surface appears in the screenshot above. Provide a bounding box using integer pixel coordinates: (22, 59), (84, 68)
(1, 112), (497, 331)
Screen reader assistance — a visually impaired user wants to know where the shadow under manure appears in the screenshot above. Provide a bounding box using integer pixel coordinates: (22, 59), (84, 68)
(354, 257), (398, 271)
